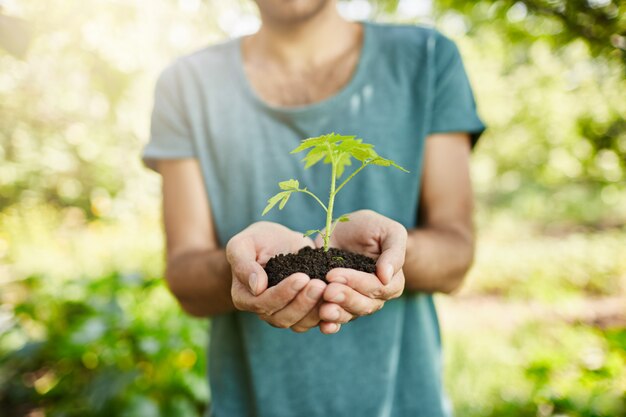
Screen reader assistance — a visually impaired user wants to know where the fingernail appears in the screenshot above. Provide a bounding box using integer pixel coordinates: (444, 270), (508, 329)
(248, 273), (258, 295)
(306, 284), (324, 300)
(292, 276), (309, 291)
(331, 276), (347, 284)
(330, 323), (340, 333)
(331, 292), (345, 303)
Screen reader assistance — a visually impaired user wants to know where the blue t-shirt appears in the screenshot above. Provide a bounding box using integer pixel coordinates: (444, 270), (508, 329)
(142, 21), (485, 417)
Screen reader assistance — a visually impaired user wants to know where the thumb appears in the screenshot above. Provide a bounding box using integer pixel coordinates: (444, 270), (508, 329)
(313, 232), (325, 249)
(226, 237), (268, 296)
(243, 264), (269, 296)
(375, 229), (407, 285)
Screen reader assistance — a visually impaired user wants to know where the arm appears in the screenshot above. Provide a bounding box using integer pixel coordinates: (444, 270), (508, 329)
(403, 132), (475, 294)
(158, 158), (327, 330)
(157, 158), (234, 317)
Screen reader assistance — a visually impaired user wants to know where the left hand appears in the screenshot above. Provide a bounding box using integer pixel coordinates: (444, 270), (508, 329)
(314, 209), (407, 333)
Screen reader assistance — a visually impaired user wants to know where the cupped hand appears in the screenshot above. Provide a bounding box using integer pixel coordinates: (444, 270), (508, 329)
(226, 221), (326, 332)
(314, 210), (407, 333)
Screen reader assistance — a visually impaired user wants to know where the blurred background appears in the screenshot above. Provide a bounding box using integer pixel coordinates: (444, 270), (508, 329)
(0, 0), (624, 416)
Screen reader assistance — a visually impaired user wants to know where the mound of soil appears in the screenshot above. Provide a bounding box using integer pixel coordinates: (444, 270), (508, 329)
(264, 246), (376, 287)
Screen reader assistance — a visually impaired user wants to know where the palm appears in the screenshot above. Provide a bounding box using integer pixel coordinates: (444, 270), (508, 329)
(250, 222), (315, 266)
(315, 211), (384, 260)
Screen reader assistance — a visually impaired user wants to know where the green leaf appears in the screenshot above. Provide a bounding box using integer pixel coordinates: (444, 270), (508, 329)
(390, 161), (410, 173)
(369, 157), (409, 173)
(279, 179), (299, 190)
(369, 157), (390, 166)
(290, 136), (329, 154)
(301, 147), (327, 169)
(303, 229), (320, 237)
(351, 146), (377, 162)
(278, 192), (291, 209)
(290, 133), (356, 154)
(335, 152), (353, 178)
(262, 191), (287, 216)
(335, 137), (360, 151)
(329, 133), (357, 143)
(336, 138), (372, 154)
(337, 215), (350, 222)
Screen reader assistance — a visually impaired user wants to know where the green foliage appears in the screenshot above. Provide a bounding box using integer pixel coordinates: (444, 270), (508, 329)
(0, 206), (209, 416)
(290, 133), (407, 177)
(443, 225), (626, 415)
(458, 20), (626, 227)
(445, 320), (626, 417)
(262, 133), (407, 251)
(0, 0), (222, 218)
(434, 0), (626, 69)
(0, 273), (209, 416)
(374, 0), (626, 228)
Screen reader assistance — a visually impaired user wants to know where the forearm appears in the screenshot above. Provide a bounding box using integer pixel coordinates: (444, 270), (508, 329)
(165, 248), (235, 317)
(403, 225), (475, 294)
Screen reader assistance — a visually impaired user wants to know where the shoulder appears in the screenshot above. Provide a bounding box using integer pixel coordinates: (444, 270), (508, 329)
(366, 21), (456, 54)
(155, 38), (237, 91)
(365, 21), (461, 72)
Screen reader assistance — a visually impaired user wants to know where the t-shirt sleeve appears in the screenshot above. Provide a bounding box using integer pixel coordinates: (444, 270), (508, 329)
(428, 33), (486, 148)
(141, 62), (196, 172)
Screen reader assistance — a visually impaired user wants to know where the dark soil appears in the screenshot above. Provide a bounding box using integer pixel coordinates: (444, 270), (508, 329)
(264, 246), (376, 287)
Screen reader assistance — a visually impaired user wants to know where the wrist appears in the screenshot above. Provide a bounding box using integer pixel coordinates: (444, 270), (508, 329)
(167, 248), (235, 317)
(404, 226), (474, 294)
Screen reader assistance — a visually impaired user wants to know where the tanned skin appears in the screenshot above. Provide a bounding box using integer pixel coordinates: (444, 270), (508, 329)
(154, 0), (475, 334)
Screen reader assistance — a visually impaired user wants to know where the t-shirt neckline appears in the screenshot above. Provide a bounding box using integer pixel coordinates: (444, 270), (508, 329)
(232, 21), (374, 119)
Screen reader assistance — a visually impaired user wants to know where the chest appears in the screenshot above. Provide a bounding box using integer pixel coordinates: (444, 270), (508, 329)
(190, 44), (434, 238)
(243, 47), (361, 107)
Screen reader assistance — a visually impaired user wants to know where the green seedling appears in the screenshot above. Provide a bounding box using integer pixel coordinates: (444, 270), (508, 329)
(262, 133), (408, 252)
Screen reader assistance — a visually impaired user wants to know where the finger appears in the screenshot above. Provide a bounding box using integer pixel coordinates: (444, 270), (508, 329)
(230, 268), (270, 311)
(247, 267), (269, 297)
(376, 224), (407, 285)
(291, 297), (323, 333)
(255, 273), (310, 315)
(267, 279), (326, 329)
(226, 236), (268, 295)
(319, 322), (341, 335)
(235, 273), (309, 315)
(383, 270), (406, 300)
(323, 283), (384, 316)
(291, 310), (320, 333)
(318, 302), (353, 324)
(326, 268), (387, 299)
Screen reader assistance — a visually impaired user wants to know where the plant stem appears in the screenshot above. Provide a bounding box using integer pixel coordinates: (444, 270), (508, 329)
(324, 149), (337, 252)
(330, 218), (339, 237)
(334, 162), (369, 196)
(298, 189), (328, 212)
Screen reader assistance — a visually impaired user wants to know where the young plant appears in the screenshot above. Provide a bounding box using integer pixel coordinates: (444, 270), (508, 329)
(262, 133), (408, 252)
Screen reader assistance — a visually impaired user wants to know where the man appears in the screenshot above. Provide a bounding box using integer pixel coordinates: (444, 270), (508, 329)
(141, 0), (485, 416)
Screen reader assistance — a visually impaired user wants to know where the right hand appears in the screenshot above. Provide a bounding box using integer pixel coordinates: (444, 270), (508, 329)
(225, 222), (327, 333)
